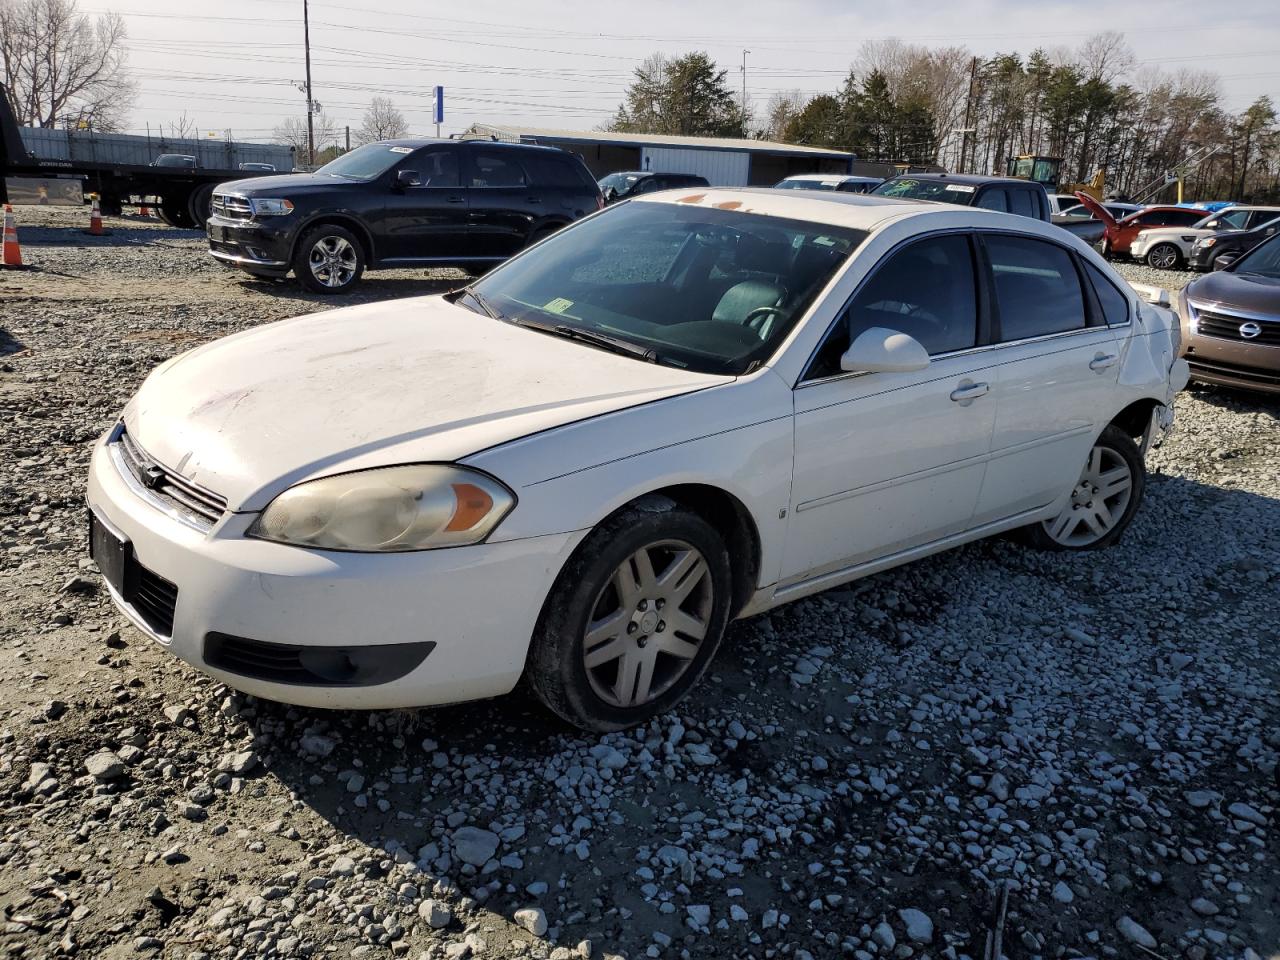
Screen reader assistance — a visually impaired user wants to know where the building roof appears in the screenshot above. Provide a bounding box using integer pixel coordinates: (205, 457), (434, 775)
(467, 124), (853, 160)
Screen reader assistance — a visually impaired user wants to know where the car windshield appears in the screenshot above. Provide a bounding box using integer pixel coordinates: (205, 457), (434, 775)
(599, 173), (643, 193)
(777, 179), (837, 190)
(466, 201), (867, 375)
(1232, 235), (1280, 280)
(872, 178), (978, 205)
(316, 143), (413, 181)
(1196, 209), (1251, 230)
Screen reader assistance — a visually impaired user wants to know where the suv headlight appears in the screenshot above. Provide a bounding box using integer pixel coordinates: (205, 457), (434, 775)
(1197, 237), (1217, 248)
(249, 465), (515, 552)
(250, 198), (294, 217)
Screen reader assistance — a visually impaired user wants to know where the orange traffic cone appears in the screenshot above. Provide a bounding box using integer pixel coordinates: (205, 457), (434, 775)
(2, 204), (25, 268)
(84, 195), (108, 236)
(139, 202), (151, 217)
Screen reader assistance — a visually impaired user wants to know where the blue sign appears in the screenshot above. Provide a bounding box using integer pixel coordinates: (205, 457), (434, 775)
(433, 86), (444, 125)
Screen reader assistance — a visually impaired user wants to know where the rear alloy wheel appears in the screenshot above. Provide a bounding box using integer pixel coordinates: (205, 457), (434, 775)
(527, 498), (732, 731)
(1146, 242), (1182, 270)
(1026, 425), (1145, 551)
(293, 225), (365, 294)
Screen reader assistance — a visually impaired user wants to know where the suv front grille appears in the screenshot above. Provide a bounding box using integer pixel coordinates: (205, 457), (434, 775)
(114, 428), (227, 528)
(1193, 308), (1280, 346)
(211, 193), (253, 222)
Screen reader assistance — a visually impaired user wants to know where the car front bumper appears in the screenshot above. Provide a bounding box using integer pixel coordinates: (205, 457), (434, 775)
(86, 431), (585, 709)
(206, 215), (294, 275)
(1183, 328), (1280, 394)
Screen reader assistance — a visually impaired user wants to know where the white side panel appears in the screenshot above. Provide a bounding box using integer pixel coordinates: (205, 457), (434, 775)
(640, 147), (750, 186)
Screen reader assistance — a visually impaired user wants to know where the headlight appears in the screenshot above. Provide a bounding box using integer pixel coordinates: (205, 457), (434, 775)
(1197, 237), (1217, 248)
(249, 465), (515, 552)
(250, 198), (294, 217)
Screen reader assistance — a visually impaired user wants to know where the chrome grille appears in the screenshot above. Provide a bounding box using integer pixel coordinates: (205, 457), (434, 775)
(1192, 308), (1280, 346)
(211, 193), (253, 222)
(115, 428), (227, 527)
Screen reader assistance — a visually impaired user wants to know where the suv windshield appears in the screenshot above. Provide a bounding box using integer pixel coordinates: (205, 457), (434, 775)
(1232, 235), (1280, 280)
(599, 172), (644, 194)
(317, 143), (415, 181)
(872, 178), (978, 205)
(777, 179), (837, 191)
(467, 202), (867, 375)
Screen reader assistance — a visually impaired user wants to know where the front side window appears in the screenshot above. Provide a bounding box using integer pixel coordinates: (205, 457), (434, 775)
(407, 149), (459, 188)
(468, 202), (866, 376)
(470, 150), (527, 187)
(975, 189), (1009, 213)
(986, 235), (1086, 341)
(1169, 209), (1208, 226)
(806, 234), (978, 379)
(1008, 189), (1036, 218)
(1134, 211), (1170, 226)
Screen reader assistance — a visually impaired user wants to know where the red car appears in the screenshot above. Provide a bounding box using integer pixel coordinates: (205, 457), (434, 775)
(1072, 195), (1211, 257)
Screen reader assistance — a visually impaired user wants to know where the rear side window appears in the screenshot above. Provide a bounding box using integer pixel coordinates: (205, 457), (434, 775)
(975, 188), (1008, 213)
(986, 235), (1086, 341)
(470, 150), (527, 187)
(1168, 209), (1207, 226)
(522, 153), (592, 189)
(408, 148), (459, 188)
(1083, 262), (1130, 326)
(1008, 189), (1036, 218)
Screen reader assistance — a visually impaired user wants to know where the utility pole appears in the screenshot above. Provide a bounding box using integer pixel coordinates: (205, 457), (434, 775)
(740, 49), (750, 131)
(345, 125), (350, 152)
(959, 56), (977, 173)
(303, 0), (315, 168)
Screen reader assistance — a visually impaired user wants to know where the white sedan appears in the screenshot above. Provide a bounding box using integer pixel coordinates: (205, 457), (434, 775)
(87, 189), (1189, 731)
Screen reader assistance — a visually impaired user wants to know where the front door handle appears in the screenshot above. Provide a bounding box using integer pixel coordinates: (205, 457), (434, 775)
(526, 196), (542, 204)
(949, 381), (990, 404)
(445, 195), (465, 204)
(1089, 353), (1119, 372)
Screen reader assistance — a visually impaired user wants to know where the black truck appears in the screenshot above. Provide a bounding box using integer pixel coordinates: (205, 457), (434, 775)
(0, 83), (278, 228)
(871, 173), (1107, 247)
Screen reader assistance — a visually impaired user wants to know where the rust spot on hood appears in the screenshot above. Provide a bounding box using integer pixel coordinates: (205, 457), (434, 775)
(714, 200), (742, 210)
(678, 193), (707, 204)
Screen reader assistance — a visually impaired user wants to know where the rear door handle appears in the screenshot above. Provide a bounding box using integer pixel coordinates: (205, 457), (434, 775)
(445, 195), (465, 204)
(949, 381), (990, 404)
(1089, 353), (1119, 372)
(526, 196), (542, 204)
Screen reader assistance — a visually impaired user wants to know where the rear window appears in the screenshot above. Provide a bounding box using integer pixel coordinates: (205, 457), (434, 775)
(522, 152), (595, 189)
(986, 235), (1086, 340)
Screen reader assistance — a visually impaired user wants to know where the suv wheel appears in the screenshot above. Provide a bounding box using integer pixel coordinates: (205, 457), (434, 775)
(527, 498), (733, 732)
(294, 225), (365, 294)
(1146, 243), (1182, 270)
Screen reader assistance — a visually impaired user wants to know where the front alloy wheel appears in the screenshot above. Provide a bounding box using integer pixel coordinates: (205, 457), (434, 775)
(1146, 243), (1182, 270)
(527, 498), (733, 732)
(293, 224), (365, 294)
(582, 540), (713, 708)
(1027, 425), (1146, 551)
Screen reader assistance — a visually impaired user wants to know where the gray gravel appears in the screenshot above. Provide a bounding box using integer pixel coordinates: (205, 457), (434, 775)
(1, 207), (1277, 959)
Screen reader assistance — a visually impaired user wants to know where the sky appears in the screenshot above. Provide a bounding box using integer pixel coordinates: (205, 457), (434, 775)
(85, 0), (1280, 144)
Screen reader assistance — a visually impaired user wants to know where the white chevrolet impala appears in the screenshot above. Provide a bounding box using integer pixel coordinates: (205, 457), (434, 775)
(87, 190), (1189, 731)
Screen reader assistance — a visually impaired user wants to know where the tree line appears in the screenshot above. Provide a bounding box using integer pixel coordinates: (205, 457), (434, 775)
(611, 35), (1280, 203)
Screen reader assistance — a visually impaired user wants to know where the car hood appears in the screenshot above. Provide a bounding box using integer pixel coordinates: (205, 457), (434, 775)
(215, 173), (347, 196)
(1187, 270), (1280, 313)
(124, 297), (726, 511)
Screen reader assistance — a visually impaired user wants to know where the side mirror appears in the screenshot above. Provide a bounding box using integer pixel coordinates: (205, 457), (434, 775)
(602, 186), (618, 203)
(1212, 254), (1237, 271)
(840, 326), (930, 374)
(394, 169), (420, 189)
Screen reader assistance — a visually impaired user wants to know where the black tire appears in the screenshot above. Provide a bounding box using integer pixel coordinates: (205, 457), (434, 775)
(524, 222), (564, 249)
(188, 184), (215, 229)
(292, 224), (366, 294)
(1020, 424), (1146, 552)
(527, 496), (733, 732)
(153, 206), (176, 227)
(1146, 242), (1183, 270)
(160, 199), (196, 229)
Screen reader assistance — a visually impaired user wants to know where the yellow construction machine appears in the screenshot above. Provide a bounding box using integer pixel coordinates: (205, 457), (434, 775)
(1005, 155), (1106, 200)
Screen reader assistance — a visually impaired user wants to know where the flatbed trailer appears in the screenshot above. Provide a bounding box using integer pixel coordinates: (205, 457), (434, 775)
(0, 84), (284, 228)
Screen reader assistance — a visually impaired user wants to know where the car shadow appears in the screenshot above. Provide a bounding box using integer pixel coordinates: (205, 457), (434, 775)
(12, 224), (205, 246)
(222, 468), (1280, 951)
(0, 326), (24, 357)
(1185, 379), (1280, 416)
(235, 273), (466, 305)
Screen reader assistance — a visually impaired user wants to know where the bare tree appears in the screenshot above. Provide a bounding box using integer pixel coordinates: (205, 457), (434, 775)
(356, 96), (407, 144)
(274, 114), (337, 160)
(0, 0), (135, 130)
(166, 111), (194, 140)
(763, 90), (805, 141)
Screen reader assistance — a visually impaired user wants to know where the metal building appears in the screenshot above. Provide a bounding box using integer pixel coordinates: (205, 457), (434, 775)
(465, 125), (858, 187)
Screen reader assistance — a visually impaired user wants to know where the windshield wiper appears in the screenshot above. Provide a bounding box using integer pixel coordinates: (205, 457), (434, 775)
(450, 285), (504, 320)
(511, 317), (658, 363)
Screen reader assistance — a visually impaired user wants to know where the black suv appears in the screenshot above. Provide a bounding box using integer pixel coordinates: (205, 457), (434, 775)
(207, 139), (602, 293)
(1190, 215), (1280, 271)
(599, 171), (709, 204)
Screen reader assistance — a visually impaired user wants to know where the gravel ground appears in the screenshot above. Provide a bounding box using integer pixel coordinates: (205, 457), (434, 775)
(1, 206), (1277, 960)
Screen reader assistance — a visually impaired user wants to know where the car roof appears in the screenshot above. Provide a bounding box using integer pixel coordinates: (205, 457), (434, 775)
(380, 137), (571, 157)
(883, 172), (1034, 187)
(604, 171), (702, 178)
(782, 173), (880, 182)
(634, 186), (1072, 235)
